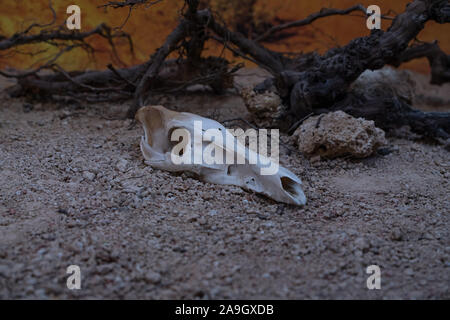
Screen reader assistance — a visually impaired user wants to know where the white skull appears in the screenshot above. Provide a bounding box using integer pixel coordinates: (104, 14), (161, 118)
(135, 105), (306, 206)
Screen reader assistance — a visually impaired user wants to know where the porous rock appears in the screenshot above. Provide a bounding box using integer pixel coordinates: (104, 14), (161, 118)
(294, 111), (387, 159)
(240, 87), (287, 127)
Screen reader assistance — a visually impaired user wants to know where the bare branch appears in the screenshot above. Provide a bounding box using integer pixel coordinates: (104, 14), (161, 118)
(99, 0), (164, 29)
(210, 35), (259, 66)
(0, 23), (131, 52)
(0, 46), (78, 78)
(21, 0), (57, 35)
(391, 41), (450, 85)
(255, 5), (367, 42)
(127, 20), (190, 117)
(99, 0), (163, 9)
(195, 10), (286, 74)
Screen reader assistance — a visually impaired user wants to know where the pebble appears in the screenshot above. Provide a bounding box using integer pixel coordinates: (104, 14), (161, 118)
(145, 271), (162, 284)
(116, 159), (129, 173)
(310, 155), (321, 164)
(405, 268), (414, 276)
(83, 171), (95, 181)
(0, 265), (11, 277)
(354, 237), (370, 252)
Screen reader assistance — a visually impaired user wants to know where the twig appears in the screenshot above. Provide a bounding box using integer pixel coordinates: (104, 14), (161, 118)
(288, 113), (314, 135)
(211, 35), (259, 66)
(0, 46), (77, 78)
(255, 5), (367, 42)
(107, 63), (137, 87)
(99, 0), (163, 9)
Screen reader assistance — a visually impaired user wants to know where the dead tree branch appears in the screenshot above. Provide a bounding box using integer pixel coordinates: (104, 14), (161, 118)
(255, 5), (367, 42)
(99, 0), (163, 9)
(0, 24), (131, 52)
(197, 0), (449, 139)
(127, 20), (190, 117)
(0, 46), (77, 78)
(99, 0), (164, 29)
(391, 41), (450, 85)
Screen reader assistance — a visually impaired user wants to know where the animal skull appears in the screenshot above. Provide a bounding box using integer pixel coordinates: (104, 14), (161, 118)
(135, 105), (306, 206)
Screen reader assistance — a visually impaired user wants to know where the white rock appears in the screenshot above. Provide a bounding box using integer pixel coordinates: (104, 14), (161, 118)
(116, 159), (128, 173)
(83, 171), (95, 181)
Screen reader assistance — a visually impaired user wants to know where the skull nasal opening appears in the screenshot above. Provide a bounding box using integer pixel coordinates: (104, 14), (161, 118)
(280, 176), (301, 198)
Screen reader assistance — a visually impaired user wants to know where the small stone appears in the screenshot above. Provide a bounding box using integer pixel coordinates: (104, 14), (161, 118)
(390, 228), (403, 241)
(145, 271), (162, 284)
(0, 265), (11, 277)
(23, 103), (34, 113)
(96, 264), (114, 275)
(83, 171), (95, 181)
(116, 159), (129, 173)
(257, 213), (269, 220)
(202, 193), (213, 201)
(354, 237), (370, 252)
(377, 147), (392, 156)
(310, 155), (321, 164)
(187, 214), (199, 223)
(405, 268), (414, 276)
(208, 209), (218, 216)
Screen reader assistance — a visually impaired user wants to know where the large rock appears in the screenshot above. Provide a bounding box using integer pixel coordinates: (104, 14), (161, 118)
(294, 111), (387, 159)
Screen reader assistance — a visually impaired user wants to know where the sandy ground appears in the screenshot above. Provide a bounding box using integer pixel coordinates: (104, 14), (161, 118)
(0, 70), (449, 299)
